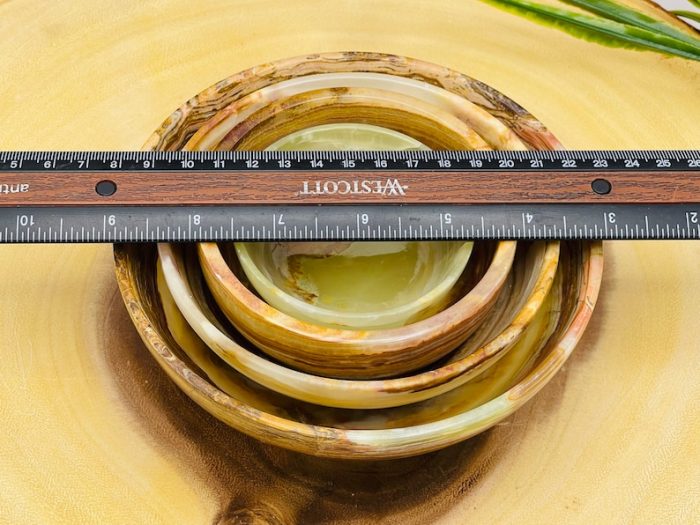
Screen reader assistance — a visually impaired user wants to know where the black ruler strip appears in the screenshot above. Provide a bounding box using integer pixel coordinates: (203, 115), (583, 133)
(1, 204), (698, 243)
(1, 149), (699, 171)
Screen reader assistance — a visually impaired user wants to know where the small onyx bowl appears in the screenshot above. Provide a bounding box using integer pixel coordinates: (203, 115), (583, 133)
(234, 122), (475, 331)
(115, 52), (603, 458)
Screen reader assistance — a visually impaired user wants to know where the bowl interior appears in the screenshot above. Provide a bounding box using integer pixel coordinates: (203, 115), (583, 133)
(266, 122), (426, 150)
(235, 240), (474, 329)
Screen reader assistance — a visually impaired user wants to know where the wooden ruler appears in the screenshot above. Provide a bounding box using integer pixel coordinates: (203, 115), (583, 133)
(0, 150), (698, 242)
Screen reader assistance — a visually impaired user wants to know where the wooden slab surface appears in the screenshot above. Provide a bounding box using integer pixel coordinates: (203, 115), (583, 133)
(0, 1), (699, 523)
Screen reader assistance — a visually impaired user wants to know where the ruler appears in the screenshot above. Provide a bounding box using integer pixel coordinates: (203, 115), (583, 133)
(0, 150), (698, 243)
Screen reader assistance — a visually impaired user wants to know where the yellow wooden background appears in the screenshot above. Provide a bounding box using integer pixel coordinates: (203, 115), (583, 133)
(0, 1), (699, 523)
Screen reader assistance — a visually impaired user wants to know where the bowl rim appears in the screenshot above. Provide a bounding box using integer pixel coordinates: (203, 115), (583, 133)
(143, 53), (562, 152)
(211, 84), (492, 151)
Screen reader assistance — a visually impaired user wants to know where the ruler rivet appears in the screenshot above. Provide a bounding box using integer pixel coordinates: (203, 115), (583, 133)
(95, 180), (117, 197)
(591, 178), (612, 195)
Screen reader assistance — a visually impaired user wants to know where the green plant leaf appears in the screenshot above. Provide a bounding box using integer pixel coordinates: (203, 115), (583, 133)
(483, 0), (700, 61)
(561, 0), (700, 48)
(672, 10), (700, 24)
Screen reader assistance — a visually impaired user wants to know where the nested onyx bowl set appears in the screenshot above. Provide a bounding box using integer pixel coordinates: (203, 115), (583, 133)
(114, 52), (603, 460)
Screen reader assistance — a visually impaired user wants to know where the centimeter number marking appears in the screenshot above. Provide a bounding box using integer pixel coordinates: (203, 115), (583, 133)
(1, 149), (700, 170)
(0, 150), (699, 243)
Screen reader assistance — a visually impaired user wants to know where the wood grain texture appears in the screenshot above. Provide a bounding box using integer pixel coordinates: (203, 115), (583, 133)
(0, 169), (698, 205)
(0, 0), (699, 524)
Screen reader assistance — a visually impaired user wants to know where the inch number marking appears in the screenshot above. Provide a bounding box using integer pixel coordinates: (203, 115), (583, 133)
(17, 214), (34, 227)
